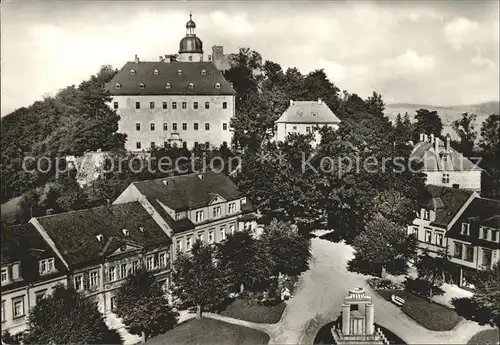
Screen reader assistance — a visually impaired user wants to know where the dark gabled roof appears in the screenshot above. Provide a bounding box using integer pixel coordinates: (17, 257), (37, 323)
(1, 223), (54, 264)
(425, 185), (475, 227)
(447, 197), (500, 249)
(35, 202), (171, 267)
(133, 171), (243, 211)
(411, 139), (481, 172)
(106, 61), (235, 96)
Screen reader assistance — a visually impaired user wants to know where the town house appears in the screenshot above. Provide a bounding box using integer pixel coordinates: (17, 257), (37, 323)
(113, 171), (258, 261)
(1, 223), (67, 336)
(29, 202), (172, 314)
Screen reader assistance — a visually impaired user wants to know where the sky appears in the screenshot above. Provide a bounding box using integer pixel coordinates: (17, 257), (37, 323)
(1, 0), (499, 116)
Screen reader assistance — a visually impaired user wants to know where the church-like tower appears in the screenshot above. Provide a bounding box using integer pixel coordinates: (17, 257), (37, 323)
(178, 13), (204, 62)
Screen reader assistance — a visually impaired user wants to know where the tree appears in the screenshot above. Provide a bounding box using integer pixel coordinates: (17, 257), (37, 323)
(347, 215), (417, 276)
(172, 241), (227, 318)
(260, 219), (311, 277)
(412, 109), (443, 142)
(23, 284), (122, 345)
(479, 114), (500, 199)
(217, 230), (273, 293)
(471, 263), (500, 328)
(414, 250), (451, 302)
(114, 270), (178, 341)
(452, 112), (477, 155)
(480, 114), (500, 153)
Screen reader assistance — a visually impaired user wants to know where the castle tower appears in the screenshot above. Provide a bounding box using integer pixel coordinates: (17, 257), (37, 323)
(332, 287), (387, 344)
(178, 13), (204, 62)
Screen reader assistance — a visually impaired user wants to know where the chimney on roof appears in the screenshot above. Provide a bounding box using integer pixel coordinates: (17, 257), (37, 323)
(290, 100), (294, 106)
(434, 136), (440, 154)
(134, 54), (139, 64)
(446, 134), (451, 151)
(430, 133), (435, 144)
(318, 98), (322, 104)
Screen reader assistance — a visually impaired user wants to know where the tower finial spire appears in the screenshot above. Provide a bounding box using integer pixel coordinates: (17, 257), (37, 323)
(189, 10), (192, 20)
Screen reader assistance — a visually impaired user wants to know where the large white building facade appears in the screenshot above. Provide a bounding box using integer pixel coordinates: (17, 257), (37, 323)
(105, 15), (236, 152)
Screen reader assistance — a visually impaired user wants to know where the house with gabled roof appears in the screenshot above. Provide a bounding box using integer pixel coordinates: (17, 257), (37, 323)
(105, 14), (236, 152)
(408, 184), (499, 288)
(410, 134), (482, 192)
(113, 171), (258, 261)
(28, 202), (172, 314)
(1, 223), (67, 335)
(275, 99), (341, 146)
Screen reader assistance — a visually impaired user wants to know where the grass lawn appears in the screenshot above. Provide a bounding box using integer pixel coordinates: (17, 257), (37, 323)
(219, 298), (286, 324)
(467, 329), (499, 344)
(376, 289), (462, 331)
(145, 318), (270, 345)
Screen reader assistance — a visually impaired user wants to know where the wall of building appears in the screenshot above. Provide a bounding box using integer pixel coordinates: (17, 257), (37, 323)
(276, 123), (339, 145)
(425, 171), (482, 191)
(111, 95), (234, 151)
(178, 53), (203, 62)
(2, 276), (67, 335)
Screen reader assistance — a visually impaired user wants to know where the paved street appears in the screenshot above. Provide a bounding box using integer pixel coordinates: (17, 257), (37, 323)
(202, 237), (492, 345)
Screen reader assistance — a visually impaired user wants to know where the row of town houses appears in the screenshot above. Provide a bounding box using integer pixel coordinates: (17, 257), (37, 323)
(1, 172), (259, 335)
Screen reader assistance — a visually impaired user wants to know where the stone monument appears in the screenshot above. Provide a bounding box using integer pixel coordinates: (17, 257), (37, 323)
(332, 287), (388, 344)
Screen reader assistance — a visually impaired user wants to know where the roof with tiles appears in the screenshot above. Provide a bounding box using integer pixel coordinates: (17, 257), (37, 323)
(276, 100), (341, 124)
(410, 137), (481, 172)
(35, 202), (171, 267)
(105, 61), (235, 96)
(1, 222), (55, 264)
(447, 197), (500, 249)
(425, 185), (476, 227)
(132, 171), (243, 212)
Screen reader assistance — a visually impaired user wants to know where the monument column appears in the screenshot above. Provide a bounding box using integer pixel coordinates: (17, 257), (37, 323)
(365, 303), (374, 335)
(342, 304), (350, 335)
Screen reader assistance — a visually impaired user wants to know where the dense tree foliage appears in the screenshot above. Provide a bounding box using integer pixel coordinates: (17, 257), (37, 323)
(471, 263), (500, 328)
(347, 215), (418, 276)
(114, 270), (178, 340)
(1, 65), (125, 202)
(452, 112), (478, 156)
(411, 109), (443, 142)
(260, 219), (311, 277)
(479, 114), (500, 199)
(172, 241), (227, 318)
(23, 285), (122, 345)
(414, 250), (452, 302)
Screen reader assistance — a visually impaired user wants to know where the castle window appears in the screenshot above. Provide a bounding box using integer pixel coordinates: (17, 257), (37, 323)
(182, 123), (187, 131)
(154, 69), (159, 75)
(188, 56), (192, 62)
(162, 101), (167, 109)
(222, 102), (227, 109)
(194, 123), (199, 131)
(442, 173), (450, 184)
(130, 69), (136, 75)
(150, 101), (155, 109)
(205, 102), (210, 109)
(113, 102), (118, 109)
(205, 123), (210, 131)
(172, 102), (177, 109)
(115, 83), (121, 89)
(139, 83), (145, 89)
(135, 102), (140, 109)
(136, 142), (141, 149)
(188, 83), (194, 89)
(215, 82), (221, 89)
(201, 69), (207, 75)
(136, 123), (141, 131)
(172, 123), (178, 131)
(182, 102), (187, 110)
(193, 101), (198, 109)
(150, 123), (155, 131)
(223, 123), (228, 131)
(177, 69), (182, 75)
(165, 83), (171, 89)
(163, 123), (168, 131)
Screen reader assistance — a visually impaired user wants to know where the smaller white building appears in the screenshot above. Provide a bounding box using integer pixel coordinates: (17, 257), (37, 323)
(275, 99), (341, 146)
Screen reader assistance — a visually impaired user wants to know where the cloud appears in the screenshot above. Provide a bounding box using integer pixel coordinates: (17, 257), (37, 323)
(207, 11), (254, 36)
(471, 56), (496, 69)
(443, 16), (499, 51)
(380, 49), (435, 73)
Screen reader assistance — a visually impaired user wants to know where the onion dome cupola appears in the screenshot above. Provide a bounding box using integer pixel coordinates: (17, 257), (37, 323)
(179, 13), (203, 55)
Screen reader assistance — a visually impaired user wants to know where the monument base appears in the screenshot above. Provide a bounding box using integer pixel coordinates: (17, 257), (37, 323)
(331, 327), (386, 345)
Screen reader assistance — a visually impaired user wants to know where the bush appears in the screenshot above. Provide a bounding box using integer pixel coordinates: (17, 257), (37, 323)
(404, 277), (444, 299)
(367, 277), (403, 291)
(452, 297), (493, 326)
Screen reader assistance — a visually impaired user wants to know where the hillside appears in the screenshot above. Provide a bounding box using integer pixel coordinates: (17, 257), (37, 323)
(385, 101), (499, 140)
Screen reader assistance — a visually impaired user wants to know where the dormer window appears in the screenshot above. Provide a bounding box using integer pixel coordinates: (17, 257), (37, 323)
(139, 83), (145, 89)
(177, 69), (183, 75)
(115, 83), (121, 89)
(154, 69), (159, 75)
(130, 69), (136, 75)
(201, 69), (207, 75)
(188, 83), (194, 89)
(423, 209), (430, 220)
(311, 112), (317, 116)
(1, 268), (8, 284)
(241, 197), (247, 204)
(215, 82), (221, 89)
(122, 229), (129, 236)
(165, 83), (171, 89)
(461, 222), (470, 236)
(39, 258), (55, 275)
(297, 112), (303, 117)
